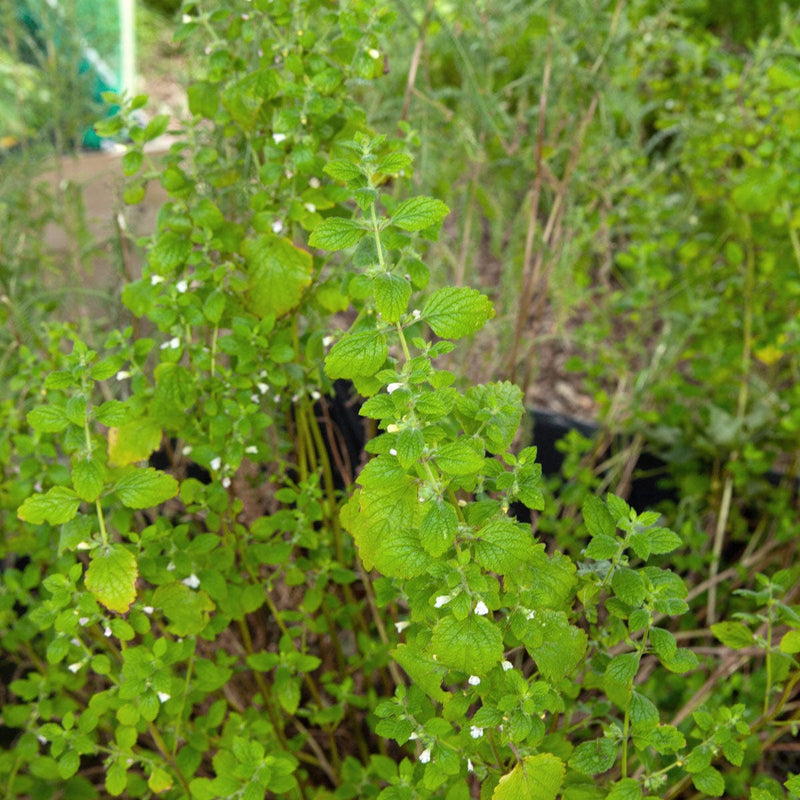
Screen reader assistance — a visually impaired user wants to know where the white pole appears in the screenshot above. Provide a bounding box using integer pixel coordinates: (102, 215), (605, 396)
(119, 0), (136, 95)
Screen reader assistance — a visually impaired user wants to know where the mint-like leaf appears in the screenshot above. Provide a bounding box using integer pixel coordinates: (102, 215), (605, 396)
(85, 544), (138, 613)
(391, 196), (449, 231)
(113, 467), (179, 509)
(568, 738), (617, 775)
(711, 621), (755, 649)
(474, 517), (533, 574)
(430, 613), (503, 677)
(243, 235), (313, 318)
(374, 273), (411, 323)
(493, 754), (565, 800)
(18, 486), (81, 525)
(27, 405), (70, 433)
(309, 217), (366, 250)
(72, 455), (105, 502)
(423, 287), (494, 339)
(325, 331), (388, 379)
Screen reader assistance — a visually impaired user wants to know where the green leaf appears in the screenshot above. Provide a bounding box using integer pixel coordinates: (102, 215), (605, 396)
(430, 614), (503, 677)
(584, 535), (618, 560)
(492, 754), (565, 800)
(85, 545), (138, 614)
(423, 287), (494, 339)
(604, 652), (639, 707)
(149, 231), (191, 274)
(780, 630), (800, 654)
(692, 766), (726, 797)
(323, 159), (362, 183)
(374, 273), (412, 322)
(325, 331), (388, 379)
(786, 774), (800, 794)
(96, 400), (129, 427)
(106, 759), (128, 796)
(153, 582), (215, 636)
(419, 500), (459, 557)
(646, 526), (682, 555)
(711, 621), (755, 649)
(474, 517), (533, 574)
(630, 691), (659, 730)
(309, 217), (366, 250)
(18, 486), (81, 525)
(391, 197), (450, 232)
(72, 455), (105, 502)
(582, 495), (616, 538)
(187, 80), (218, 117)
(525, 609), (587, 681)
(242, 235), (313, 318)
(434, 441), (484, 476)
(569, 738), (617, 775)
(607, 779), (642, 800)
(611, 568), (646, 607)
(396, 427), (424, 469)
(27, 404), (69, 433)
(392, 643), (448, 703)
(143, 114), (170, 143)
(113, 467), (179, 509)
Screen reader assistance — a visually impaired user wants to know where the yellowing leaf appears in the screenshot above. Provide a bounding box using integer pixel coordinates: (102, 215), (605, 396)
(243, 235), (313, 318)
(18, 486), (81, 525)
(493, 754), (565, 800)
(108, 418), (163, 467)
(85, 545), (138, 614)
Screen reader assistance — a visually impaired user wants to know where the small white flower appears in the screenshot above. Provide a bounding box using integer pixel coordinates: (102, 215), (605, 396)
(368, 48), (381, 59)
(389, 448), (398, 456)
(256, 382), (269, 395)
(501, 660), (513, 672)
(273, 133), (287, 144)
(273, 394), (281, 403)
(271, 220), (284, 234)
(143, 606), (154, 615)
(468, 675), (481, 686)
(150, 274), (165, 285)
(157, 692), (171, 703)
(170, 337), (181, 349)
(394, 620), (410, 633)
(386, 382), (403, 394)
(222, 477), (231, 488)
(115, 370), (130, 381)
(309, 177), (320, 189)
(166, 562), (176, 572)
(78, 617), (89, 626)
(285, 170), (294, 179)
(419, 748), (432, 764)
(434, 595), (451, 609)
(245, 446), (258, 455)
(526, 609), (536, 620)
(474, 601), (489, 616)
(311, 390), (321, 400)
(470, 725), (483, 739)
(665, 98), (675, 110)
(183, 574), (201, 589)
(176, 279), (188, 293)
(210, 457), (222, 471)
(304, 202), (316, 213)
(251, 394), (260, 404)
(182, 13), (192, 23)
(70, 637), (81, 646)
(386, 423), (399, 433)
(408, 731), (419, 740)
(103, 626), (113, 638)
(411, 309), (422, 320)
(322, 336), (333, 347)
(37, 734), (47, 744)
(76, 541), (92, 551)
(182, 446), (193, 456)
(467, 758), (474, 773)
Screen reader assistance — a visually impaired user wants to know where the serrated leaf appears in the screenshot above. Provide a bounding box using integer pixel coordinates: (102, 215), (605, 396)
(72, 455), (105, 502)
(711, 621), (755, 649)
(18, 486), (81, 525)
(149, 231), (191, 274)
(325, 330), (388, 379)
(27, 405), (69, 433)
(374, 273), (412, 322)
(780, 630), (800, 654)
(377, 152), (413, 175)
(474, 517), (533, 574)
(391, 196), (449, 232)
(85, 545), (138, 613)
(392, 643), (448, 703)
(722, 738), (744, 767)
(419, 500), (458, 557)
(113, 467), (179, 509)
(434, 440), (484, 475)
(692, 766), (726, 797)
(492, 754), (565, 800)
(525, 609), (587, 681)
(646, 526), (682, 555)
(96, 400), (129, 427)
(662, 648), (698, 674)
(607, 779), (642, 800)
(396, 427), (424, 469)
(422, 287), (494, 339)
(152, 582), (215, 636)
(630, 691), (659, 730)
(242, 235), (313, 318)
(108, 418), (163, 467)
(612, 568), (646, 607)
(569, 738), (617, 775)
(309, 217), (366, 250)
(323, 158), (362, 183)
(605, 652), (639, 706)
(584, 535), (618, 560)
(786, 774), (800, 794)
(583, 495), (616, 538)
(430, 614), (503, 677)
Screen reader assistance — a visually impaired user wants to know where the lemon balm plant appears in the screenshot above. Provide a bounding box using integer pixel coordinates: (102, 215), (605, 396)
(3, 3), (800, 800)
